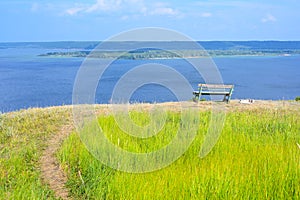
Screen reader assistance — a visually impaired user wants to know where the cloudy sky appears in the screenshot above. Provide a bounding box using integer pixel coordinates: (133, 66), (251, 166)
(1, 0), (299, 41)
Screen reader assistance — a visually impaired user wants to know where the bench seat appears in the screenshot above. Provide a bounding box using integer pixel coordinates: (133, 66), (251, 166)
(193, 84), (234, 103)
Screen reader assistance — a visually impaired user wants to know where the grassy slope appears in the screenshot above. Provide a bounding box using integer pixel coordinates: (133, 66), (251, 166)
(0, 107), (71, 200)
(0, 102), (299, 199)
(59, 108), (300, 199)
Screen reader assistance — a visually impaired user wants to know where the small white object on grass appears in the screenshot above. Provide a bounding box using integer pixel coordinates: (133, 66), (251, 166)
(239, 99), (255, 104)
(297, 143), (300, 149)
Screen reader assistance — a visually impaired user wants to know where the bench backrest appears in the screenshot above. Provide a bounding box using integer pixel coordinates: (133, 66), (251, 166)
(198, 84), (234, 92)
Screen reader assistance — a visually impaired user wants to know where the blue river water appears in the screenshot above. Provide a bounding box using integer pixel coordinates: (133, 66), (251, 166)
(0, 47), (300, 113)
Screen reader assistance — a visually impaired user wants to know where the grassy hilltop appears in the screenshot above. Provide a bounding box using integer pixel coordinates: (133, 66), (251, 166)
(0, 107), (71, 199)
(0, 101), (299, 199)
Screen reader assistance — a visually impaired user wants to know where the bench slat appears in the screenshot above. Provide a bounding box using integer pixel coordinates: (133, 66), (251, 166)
(198, 84), (234, 89)
(193, 83), (234, 103)
(200, 91), (230, 95)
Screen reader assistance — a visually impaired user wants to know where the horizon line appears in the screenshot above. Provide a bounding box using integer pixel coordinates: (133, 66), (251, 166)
(1, 40), (300, 43)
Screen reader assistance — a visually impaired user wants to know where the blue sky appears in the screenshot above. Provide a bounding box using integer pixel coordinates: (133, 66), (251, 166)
(1, 0), (300, 42)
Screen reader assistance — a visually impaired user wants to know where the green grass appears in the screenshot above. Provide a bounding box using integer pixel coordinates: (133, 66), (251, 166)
(59, 109), (300, 199)
(0, 107), (71, 200)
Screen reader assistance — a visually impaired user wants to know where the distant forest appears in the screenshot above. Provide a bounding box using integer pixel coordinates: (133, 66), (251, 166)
(1, 41), (300, 59)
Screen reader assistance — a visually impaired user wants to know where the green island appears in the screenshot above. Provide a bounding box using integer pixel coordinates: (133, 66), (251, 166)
(1, 100), (299, 199)
(39, 49), (300, 59)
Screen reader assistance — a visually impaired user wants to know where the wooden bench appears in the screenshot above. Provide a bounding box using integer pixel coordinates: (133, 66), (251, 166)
(193, 84), (234, 103)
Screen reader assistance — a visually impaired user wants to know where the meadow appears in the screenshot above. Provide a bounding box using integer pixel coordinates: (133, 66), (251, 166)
(59, 107), (300, 199)
(0, 107), (71, 199)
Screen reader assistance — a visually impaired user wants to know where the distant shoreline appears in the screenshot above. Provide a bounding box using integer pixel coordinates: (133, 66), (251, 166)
(1, 40), (300, 59)
(38, 50), (300, 59)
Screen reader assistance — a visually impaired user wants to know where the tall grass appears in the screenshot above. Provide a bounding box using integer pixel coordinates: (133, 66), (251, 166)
(59, 109), (300, 199)
(0, 108), (71, 200)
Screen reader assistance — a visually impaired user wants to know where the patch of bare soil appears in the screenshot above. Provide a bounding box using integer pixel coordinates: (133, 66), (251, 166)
(94, 100), (300, 113)
(40, 124), (74, 200)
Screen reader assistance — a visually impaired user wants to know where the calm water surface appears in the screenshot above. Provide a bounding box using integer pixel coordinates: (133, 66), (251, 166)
(0, 47), (299, 112)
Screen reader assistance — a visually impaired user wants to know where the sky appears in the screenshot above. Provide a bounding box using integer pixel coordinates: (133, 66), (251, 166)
(1, 0), (300, 42)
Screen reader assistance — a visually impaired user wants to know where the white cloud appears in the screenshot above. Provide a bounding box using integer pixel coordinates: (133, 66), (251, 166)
(64, 0), (123, 15)
(150, 7), (178, 16)
(65, 7), (85, 15)
(201, 12), (212, 17)
(147, 2), (182, 16)
(261, 14), (277, 23)
(86, 0), (122, 13)
(64, 0), (182, 18)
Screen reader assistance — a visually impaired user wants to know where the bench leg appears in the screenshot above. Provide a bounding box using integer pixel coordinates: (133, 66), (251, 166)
(223, 94), (231, 103)
(227, 95), (232, 103)
(223, 95), (228, 102)
(193, 94), (199, 102)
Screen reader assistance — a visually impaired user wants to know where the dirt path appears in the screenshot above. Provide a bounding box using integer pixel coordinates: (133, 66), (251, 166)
(40, 124), (74, 200)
